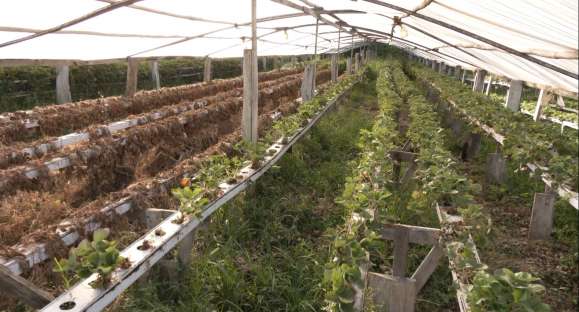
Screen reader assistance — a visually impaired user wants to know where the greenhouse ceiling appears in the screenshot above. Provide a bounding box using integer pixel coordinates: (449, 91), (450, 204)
(0, 0), (577, 93)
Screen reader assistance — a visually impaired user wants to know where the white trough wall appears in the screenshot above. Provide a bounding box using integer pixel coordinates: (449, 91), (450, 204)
(41, 77), (361, 312)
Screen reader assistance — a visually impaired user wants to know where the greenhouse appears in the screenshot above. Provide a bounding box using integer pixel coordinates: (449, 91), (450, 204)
(0, 1), (577, 311)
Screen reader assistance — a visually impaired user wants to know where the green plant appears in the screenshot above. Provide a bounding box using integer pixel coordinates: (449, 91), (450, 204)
(468, 269), (551, 312)
(54, 228), (128, 288)
(172, 186), (210, 218)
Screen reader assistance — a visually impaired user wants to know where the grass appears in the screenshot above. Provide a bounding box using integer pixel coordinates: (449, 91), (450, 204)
(111, 78), (379, 312)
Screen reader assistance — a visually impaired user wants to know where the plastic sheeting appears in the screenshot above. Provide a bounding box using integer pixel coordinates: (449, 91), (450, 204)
(0, 0), (577, 93)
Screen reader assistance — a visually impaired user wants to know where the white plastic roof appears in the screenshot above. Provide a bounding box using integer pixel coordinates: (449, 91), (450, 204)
(0, 0), (577, 93)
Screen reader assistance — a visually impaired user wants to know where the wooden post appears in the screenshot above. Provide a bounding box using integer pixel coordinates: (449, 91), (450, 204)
(485, 75), (493, 95)
(354, 52), (360, 72)
(150, 60), (160, 90)
(0, 265), (54, 309)
(56, 65), (72, 104)
(313, 18), (319, 62)
(556, 95), (566, 107)
(505, 80), (523, 112)
(242, 49), (258, 143)
(411, 245), (443, 294)
(529, 187), (556, 240)
(203, 57), (212, 83)
(125, 58), (139, 97)
(533, 89), (553, 121)
(486, 151), (506, 184)
(393, 226), (410, 277)
(461, 70), (467, 83)
(463, 133), (481, 161)
(438, 62), (445, 74)
(331, 54), (338, 82)
(262, 56), (267, 71)
(454, 66), (462, 80)
(300, 63), (315, 102)
(346, 57), (352, 74)
(473, 69), (487, 93)
(367, 274), (417, 312)
(431, 60), (437, 71)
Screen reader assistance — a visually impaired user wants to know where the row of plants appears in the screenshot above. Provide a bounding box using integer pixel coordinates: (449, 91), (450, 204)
(52, 69), (363, 292)
(411, 65), (578, 191)
(322, 63), (400, 311)
(322, 58), (551, 312)
(113, 67), (377, 312)
(0, 56), (310, 113)
(395, 60), (551, 312)
(520, 100), (579, 124)
(488, 93), (578, 128)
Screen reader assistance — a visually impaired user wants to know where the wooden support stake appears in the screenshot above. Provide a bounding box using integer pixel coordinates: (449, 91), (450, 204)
(203, 57), (212, 83)
(381, 224), (439, 245)
(125, 58), (139, 97)
(354, 52), (360, 72)
(56, 65), (72, 104)
(0, 265), (54, 309)
(242, 49), (259, 143)
(454, 66), (462, 80)
(438, 62), (445, 74)
(529, 189), (555, 240)
(533, 89), (553, 121)
(462, 133), (481, 161)
(393, 226), (410, 277)
(150, 60), (160, 90)
(178, 232), (195, 266)
(346, 57), (352, 74)
(411, 245), (443, 294)
(401, 162), (417, 185)
(367, 274), (417, 312)
(485, 75), (493, 95)
(461, 70), (467, 83)
(300, 63), (315, 102)
(473, 69), (487, 93)
(505, 80), (523, 112)
(331, 54), (338, 82)
(262, 56), (267, 71)
(486, 152), (506, 184)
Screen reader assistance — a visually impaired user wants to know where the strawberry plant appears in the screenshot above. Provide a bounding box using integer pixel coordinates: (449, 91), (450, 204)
(468, 269), (551, 312)
(54, 228), (128, 289)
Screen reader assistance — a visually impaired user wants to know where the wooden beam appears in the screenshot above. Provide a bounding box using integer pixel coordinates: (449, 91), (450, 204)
(381, 224), (439, 246)
(55, 65), (72, 104)
(203, 57), (212, 83)
(0, 265), (54, 309)
(150, 60), (160, 90)
(411, 244), (443, 294)
(242, 49), (258, 143)
(505, 80), (523, 112)
(125, 58), (139, 97)
(0, 0), (143, 48)
(367, 274), (417, 312)
(331, 54), (338, 82)
(529, 187), (555, 240)
(392, 226), (410, 277)
(300, 63), (316, 102)
(473, 69), (487, 93)
(533, 89), (553, 121)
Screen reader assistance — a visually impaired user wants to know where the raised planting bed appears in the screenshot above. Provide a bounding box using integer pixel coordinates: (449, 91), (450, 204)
(0, 68), (303, 145)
